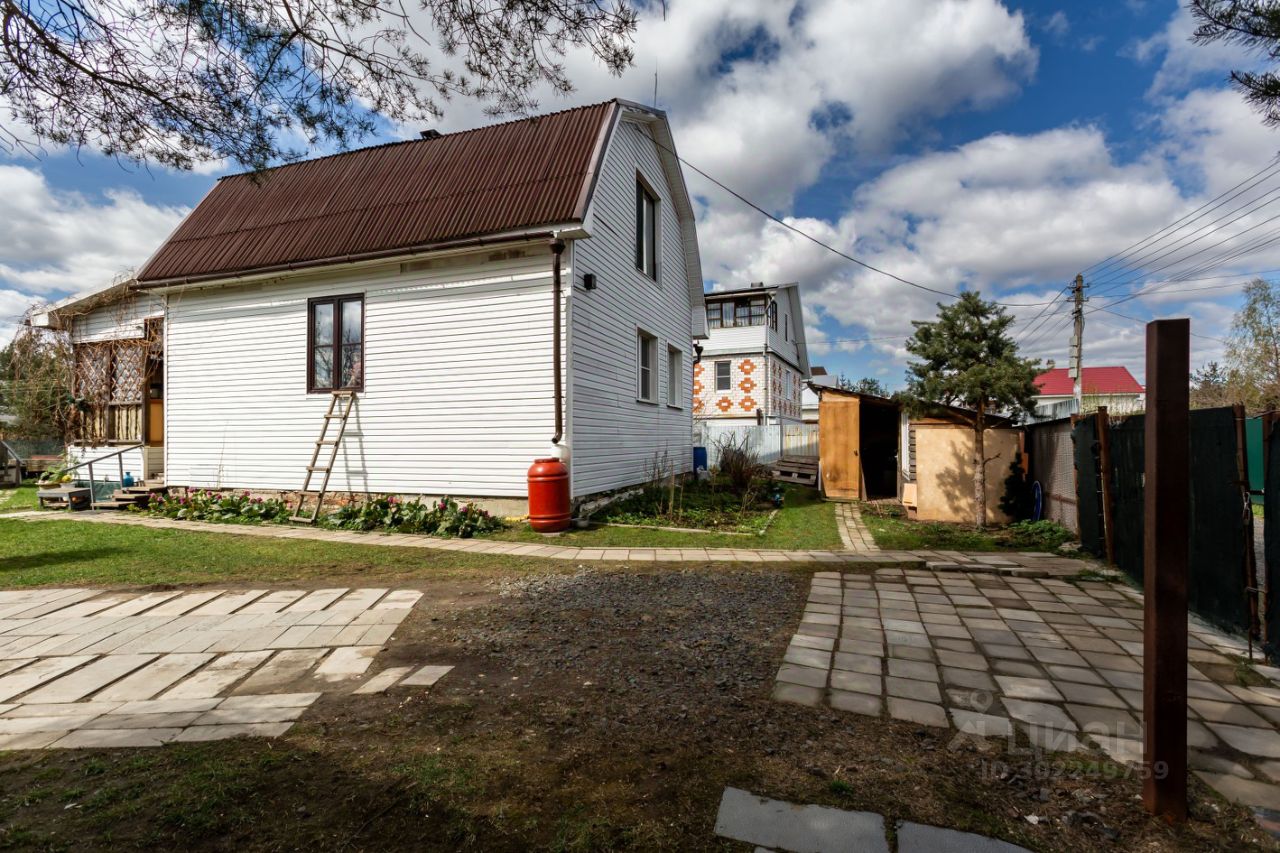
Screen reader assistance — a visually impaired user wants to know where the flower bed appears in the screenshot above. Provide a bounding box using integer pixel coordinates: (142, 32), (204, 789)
(144, 490), (291, 524)
(323, 496), (504, 538)
(592, 479), (782, 535)
(139, 491), (504, 538)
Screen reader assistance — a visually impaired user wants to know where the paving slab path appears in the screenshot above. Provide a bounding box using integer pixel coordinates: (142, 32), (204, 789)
(714, 787), (1031, 853)
(0, 587), (451, 749)
(7, 509), (1089, 575)
(773, 566), (1280, 821)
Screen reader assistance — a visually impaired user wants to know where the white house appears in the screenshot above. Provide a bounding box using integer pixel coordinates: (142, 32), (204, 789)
(1032, 366), (1145, 420)
(36, 100), (707, 512)
(693, 283), (809, 426)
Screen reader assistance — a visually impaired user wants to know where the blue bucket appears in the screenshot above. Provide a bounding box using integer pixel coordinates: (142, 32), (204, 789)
(693, 446), (708, 472)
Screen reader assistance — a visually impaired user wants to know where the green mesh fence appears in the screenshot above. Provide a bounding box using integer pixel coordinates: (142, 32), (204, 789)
(1078, 408), (1251, 635)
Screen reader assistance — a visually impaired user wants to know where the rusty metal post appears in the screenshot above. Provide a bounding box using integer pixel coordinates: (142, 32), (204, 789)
(1097, 406), (1116, 565)
(1143, 318), (1189, 822)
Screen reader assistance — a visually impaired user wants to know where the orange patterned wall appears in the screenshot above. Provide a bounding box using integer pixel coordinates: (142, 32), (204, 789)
(693, 355), (802, 419)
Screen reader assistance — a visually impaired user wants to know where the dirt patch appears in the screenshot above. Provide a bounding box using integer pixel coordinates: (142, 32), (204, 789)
(0, 566), (1272, 851)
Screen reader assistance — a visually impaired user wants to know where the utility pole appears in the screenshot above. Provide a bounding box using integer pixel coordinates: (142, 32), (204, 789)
(1070, 274), (1086, 414)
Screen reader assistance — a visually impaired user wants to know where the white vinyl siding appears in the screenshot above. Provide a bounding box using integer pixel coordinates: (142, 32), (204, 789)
(165, 245), (560, 497)
(568, 116), (694, 496)
(69, 292), (163, 344)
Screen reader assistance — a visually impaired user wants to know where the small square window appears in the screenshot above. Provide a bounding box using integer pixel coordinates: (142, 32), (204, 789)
(715, 360), (731, 392)
(637, 331), (657, 402)
(667, 346), (683, 407)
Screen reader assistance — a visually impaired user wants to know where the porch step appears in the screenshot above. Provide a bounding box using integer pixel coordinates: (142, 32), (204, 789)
(93, 499), (143, 510)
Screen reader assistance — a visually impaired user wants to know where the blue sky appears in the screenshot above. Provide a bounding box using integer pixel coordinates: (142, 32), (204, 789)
(2, 0), (1276, 386)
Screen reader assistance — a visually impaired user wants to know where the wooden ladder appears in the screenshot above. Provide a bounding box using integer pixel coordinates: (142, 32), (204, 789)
(290, 390), (356, 524)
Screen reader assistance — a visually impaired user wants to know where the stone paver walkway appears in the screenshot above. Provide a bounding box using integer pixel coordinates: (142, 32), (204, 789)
(774, 567), (1280, 814)
(834, 502), (876, 552)
(0, 587), (451, 749)
(8, 510), (1089, 575)
(714, 787), (1030, 853)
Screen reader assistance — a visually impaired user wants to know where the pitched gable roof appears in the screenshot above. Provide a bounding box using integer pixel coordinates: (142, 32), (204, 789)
(1035, 366), (1144, 397)
(136, 101), (618, 285)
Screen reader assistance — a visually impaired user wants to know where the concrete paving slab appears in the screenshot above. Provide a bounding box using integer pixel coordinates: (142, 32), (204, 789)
(713, 787), (889, 853)
(897, 821), (1031, 853)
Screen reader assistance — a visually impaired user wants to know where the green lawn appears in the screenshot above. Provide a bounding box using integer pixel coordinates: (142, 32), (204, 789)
(0, 479), (39, 514)
(492, 486), (841, 549)
(0, 518), (574, 588)
(860, 504), (1076, 553)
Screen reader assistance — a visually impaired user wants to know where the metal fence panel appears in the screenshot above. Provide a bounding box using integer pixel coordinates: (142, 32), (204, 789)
(1073, 417), (1105, 555)
(1100, 408), (1250, 634)
(1266, 422), (1279, 660)
(1028, 419), (1077, 533)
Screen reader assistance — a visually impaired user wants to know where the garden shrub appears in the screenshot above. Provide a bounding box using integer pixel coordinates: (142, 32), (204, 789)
(324, 496), (503, 538)
(143, 490), (291, 523)
(999, 519), (1074, 551)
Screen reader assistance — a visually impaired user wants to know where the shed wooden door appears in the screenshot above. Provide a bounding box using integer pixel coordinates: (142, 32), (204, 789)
(818, 396), (861, 499)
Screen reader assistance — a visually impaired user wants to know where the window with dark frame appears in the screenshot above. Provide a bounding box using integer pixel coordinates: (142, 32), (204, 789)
(637, 330), (657, 401)
(767, 301), (778, 331)
(635, 178), (658, 280)
(715, 360), (731, 391)
(309, 295), (364, 391)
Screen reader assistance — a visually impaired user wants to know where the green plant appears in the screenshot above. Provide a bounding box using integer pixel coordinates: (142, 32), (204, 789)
(998, 519), (1074, 551)
(999, 452), (1033, 521)
(142, 489), (291, 523)
(324, 496), (503, 538)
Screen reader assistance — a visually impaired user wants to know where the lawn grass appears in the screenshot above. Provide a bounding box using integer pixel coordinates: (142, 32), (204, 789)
(0, 479), (40, 515)
(0, 517), (575, 588)
(860, 503), (1075, 553)
(491, 486), (841, 549)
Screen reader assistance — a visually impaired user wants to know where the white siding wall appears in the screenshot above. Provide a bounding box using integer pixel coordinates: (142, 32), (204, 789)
(702, 322), (763, 357)
(165, 246), (561, 497)
(568, 117), (695, 496)
(766, 291), (802, 370)
(70, 293), (164, 344)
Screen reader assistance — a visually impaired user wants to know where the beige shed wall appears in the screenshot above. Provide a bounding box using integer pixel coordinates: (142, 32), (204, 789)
(913, 424), (1019, 524)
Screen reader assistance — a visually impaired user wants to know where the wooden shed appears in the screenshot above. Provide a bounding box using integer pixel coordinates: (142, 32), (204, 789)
(816, 388), (901, 501)
(904, 408), (1021, 524)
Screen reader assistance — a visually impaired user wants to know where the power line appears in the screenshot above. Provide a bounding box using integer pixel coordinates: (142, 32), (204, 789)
(1083, 157), (1280, 279)
(656, 140), (1059, 308)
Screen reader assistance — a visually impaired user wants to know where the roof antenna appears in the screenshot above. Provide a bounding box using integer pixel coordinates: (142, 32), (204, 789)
(653, 70), (658, 108)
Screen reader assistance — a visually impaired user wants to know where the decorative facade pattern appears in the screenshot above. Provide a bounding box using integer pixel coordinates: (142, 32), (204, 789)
(693, 354), (802, 420)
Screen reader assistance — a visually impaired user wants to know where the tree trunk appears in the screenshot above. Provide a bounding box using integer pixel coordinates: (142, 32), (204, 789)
(974, 405), (987, 529)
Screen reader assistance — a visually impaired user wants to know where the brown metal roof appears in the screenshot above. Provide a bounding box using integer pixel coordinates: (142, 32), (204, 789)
(136, 101), (619, 284)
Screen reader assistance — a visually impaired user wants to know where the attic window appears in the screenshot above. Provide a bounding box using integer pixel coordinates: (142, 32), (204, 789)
(635, 177), (658, 280)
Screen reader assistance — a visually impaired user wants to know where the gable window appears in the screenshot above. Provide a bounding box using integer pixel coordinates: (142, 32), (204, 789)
(637, 330), (657, 402)
(309, 295), (364, 392)
(783, 313), (790, 341)
(667, 346), (683, 407)
(635, 178), (658, 280)
(767, 301), (778, 331)
(715, 360), (731, 391)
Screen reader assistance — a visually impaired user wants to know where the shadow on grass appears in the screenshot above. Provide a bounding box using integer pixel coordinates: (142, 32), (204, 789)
(1, 548), (125, 573)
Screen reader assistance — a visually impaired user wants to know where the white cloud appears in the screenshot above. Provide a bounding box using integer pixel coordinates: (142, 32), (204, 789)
(0, 165), (187, 296)
(1131, 3), (1257, 97)
(1044, 11), (1070, 39)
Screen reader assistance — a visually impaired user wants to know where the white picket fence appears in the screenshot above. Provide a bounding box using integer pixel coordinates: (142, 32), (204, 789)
(694, 421), (818, 467)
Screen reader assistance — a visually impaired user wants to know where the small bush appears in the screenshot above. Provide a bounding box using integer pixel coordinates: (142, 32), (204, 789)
(999, 519), (1074, 551)
(143, 490), (291, 523)
(714, 433), (766, 494)
(323, 495), (503, 538)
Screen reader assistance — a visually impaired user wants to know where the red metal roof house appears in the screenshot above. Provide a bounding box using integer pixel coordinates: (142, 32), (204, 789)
(1033, 366), (1145, 418)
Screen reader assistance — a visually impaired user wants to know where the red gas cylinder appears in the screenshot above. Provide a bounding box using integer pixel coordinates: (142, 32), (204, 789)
(528, 457), (571, 532)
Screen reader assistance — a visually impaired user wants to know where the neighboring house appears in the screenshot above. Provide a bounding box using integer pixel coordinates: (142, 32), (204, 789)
(800, 366), (837, 424)
(33, 100), (707, 512)
(693, 283), (809, 425)
(1033, 366), (1144, 419)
